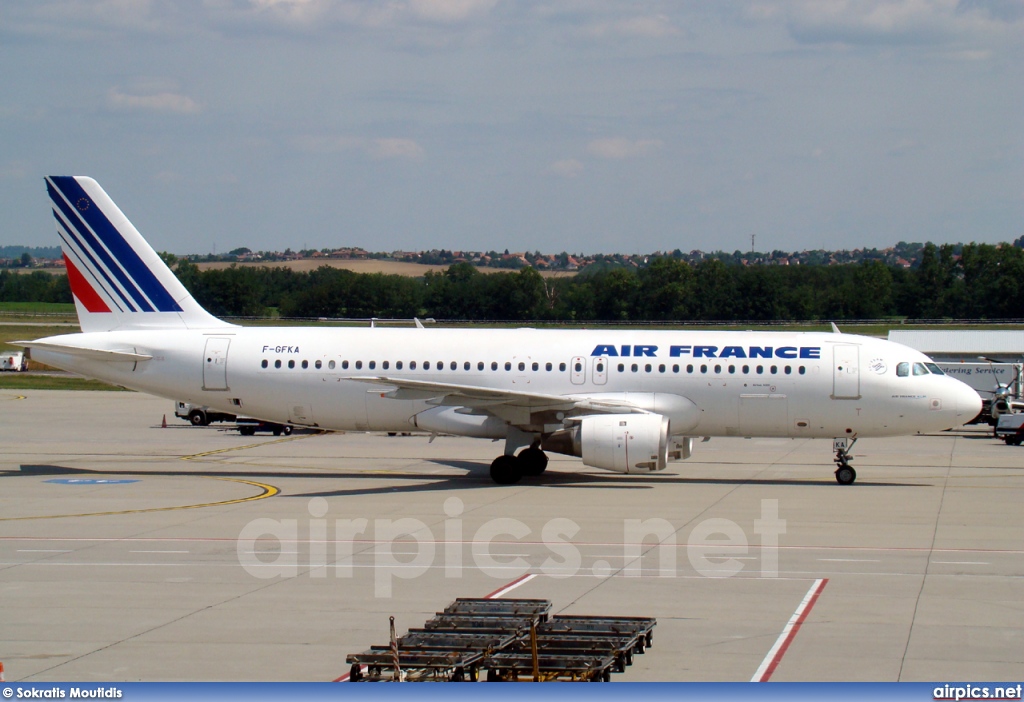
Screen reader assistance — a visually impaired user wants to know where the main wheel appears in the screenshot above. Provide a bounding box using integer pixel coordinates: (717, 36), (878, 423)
(189, 410), (207, 426)
(239, 426), (256, 436)
(835, 464), (856, 485)
(490, 455), (522, 485)
(282, 426), (292, 436)
(517, 447), (548, 476)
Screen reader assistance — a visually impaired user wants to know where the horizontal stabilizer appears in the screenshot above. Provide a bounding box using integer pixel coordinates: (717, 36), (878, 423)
(13, 340), (152, 362)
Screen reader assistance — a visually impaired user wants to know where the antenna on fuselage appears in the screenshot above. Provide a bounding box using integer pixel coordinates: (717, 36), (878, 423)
(830, 322), (841, 334)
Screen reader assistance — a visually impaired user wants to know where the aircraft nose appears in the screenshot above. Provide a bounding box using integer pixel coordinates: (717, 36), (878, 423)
(953, 380), (983, 422)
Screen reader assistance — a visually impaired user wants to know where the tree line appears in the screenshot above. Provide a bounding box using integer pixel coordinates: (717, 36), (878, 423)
(3, 242), (1023, 321)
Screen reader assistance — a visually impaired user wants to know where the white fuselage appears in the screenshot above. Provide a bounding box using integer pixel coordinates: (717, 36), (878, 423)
(31, 327), (979, 439)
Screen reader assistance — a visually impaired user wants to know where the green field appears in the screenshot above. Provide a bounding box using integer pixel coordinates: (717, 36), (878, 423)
(0, 374), (127, 391)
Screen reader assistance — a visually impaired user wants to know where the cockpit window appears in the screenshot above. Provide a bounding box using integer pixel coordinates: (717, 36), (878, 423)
(925, 363), (944, 375)
(912, 362), (929, 376)
(896, 362), (909, 377)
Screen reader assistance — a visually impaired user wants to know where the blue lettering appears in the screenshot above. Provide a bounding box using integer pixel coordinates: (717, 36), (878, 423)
(621, 345), (631, 357)
(776, 347), (798, 359)
(633, 344), (658, 357)
(719, 346), (747, 359)
(749, 346), (772, 359)
(799, 347), (820, 359)
(694, 345), (718, 358)
(262, 345), (270, 353)
(591, 345), (618, 357)
(669, 345), (692, 357)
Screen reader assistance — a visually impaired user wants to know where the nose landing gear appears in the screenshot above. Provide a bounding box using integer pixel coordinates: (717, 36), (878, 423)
(833, 437), (857, 485)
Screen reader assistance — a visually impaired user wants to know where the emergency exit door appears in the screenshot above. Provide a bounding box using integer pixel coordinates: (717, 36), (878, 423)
(203, 337), (230, 391)
(832, 344), (860, 399)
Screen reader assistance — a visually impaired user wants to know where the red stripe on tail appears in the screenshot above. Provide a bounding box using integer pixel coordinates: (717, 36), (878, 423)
(63, 253), (111, 313)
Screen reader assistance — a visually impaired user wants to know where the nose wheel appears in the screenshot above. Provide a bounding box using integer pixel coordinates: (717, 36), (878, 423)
(833, 437), (857, 485)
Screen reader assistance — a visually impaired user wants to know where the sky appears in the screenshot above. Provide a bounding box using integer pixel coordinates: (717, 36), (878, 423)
(1, 1), (1022, 257)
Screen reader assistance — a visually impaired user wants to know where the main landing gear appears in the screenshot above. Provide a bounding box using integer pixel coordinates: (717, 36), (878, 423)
(489, 444), (549, 485)
(833, 437), (857, 485)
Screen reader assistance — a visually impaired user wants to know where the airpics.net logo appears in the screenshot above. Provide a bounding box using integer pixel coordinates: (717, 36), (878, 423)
(934, 685), (1024, 701)
(235, 497), (787, 597)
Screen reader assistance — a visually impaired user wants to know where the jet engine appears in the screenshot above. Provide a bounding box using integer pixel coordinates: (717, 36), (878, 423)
(543, 413), (670, 474)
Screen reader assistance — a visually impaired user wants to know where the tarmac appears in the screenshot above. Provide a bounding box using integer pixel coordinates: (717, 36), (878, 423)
(1, 389), (1022, 682)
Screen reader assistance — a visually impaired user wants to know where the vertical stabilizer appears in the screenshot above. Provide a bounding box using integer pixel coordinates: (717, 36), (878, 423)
(45, 176), (233, 332)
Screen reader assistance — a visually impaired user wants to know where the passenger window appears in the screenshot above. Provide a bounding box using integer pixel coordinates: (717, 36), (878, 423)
(714, 364), (722, 374)
(658, 364), (665, 373)
(756, 365), (763, 374)
(368, 361), (375, 370)
(742, 365), (749, 374)
(382, 361), (389, 370)
(396, 361), (403, 370)
(798, 366), (805, 375)
(355, 361), (362, 370)
(261, 359), (268, 369)
(559, 363), (566, 372)
(505, 362), (512, 371)
(424, 361), (431, 370)
(770, 366), (778, 374)
(574, 362), (582, 372)
(315, 360), (322, 370)
(288, 360), (295, 369)
(478, 362), (485, 371)
(672, 364), (679, 373)
(274, 360), (282, 369)
(464, 362), (470, 371)
(687, 364), (694, 373)
(491, 362), (498, 371)
(913, 362), (929, 376)
(631, 364), (639, 372)
(896, 362), (909, 377)
(519, 362), (526, 371)
(728, 365), (735, 374)
(784, 366), (791, 375)
(596, 362), (604, 372)
(700, 365), (707, 374)
(341, 360), (349, 370)
(302, 360), (308, 369)
(618, 363), (625, 372)
(328, 360), (335, 370)
(532, 362), (539, 371)
(437, 361), (443, 370)
(645, 364), (652, 373)
(545, 362), (552, 371)
(410, 361), (417, 370)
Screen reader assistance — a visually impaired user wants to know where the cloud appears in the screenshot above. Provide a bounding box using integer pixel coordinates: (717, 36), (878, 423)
(369, 138), (425, 160)
(755, 0), (1024, 46)
(408, 0), (499, 23)
(548, 159), (584, 178)
(107, 88), (202, 114)
(587, 138), (663, 159)
(582, 13), (681, 38)
(292, 135), (425, 160)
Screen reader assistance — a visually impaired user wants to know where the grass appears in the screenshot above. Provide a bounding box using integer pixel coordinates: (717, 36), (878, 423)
(0, 374), (128, 391)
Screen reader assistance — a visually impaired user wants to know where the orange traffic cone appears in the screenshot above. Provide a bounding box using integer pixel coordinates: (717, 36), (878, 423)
(161, 414), (167, 428)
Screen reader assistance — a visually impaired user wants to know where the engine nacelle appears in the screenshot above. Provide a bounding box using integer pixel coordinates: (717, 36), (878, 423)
(543, 413), (670, 474)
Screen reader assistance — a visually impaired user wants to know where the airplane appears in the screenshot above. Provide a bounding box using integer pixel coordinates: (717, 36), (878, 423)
(16, 176), (982, 486)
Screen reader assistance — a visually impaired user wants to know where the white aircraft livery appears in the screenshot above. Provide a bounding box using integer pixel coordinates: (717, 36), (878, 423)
(19, 176), (982, 485)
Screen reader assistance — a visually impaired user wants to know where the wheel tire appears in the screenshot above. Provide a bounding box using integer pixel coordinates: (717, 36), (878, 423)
(239, 427), (256, 436)
(272, 428), (282, 436)
(835, 465), (856, 485)
(517, 447), (549, 476)
(490, 455), (522, 485)
(283, 426), (292, 436)
(348, 663), (362, 682)
(189, 410), (207, 426)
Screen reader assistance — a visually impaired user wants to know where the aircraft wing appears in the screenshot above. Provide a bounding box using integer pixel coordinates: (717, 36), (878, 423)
(350, 376), (652, 419)
(13, 341), (153, 363)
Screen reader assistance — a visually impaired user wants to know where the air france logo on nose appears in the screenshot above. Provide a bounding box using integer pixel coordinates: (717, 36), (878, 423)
(589, 344), (822, 360)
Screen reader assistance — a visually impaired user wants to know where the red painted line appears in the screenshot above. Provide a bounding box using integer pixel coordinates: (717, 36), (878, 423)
(751, 578), (828, 682)
(333, 572), (537, 681)
(484, 572), (536, 599)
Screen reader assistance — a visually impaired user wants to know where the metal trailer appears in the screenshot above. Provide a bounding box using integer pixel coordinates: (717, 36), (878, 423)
(346, 630), (520, 682)
(345, 599), (657, 683)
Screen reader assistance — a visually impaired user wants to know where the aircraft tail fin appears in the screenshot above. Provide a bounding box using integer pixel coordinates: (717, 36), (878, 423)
(45, 176), (232, 332)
